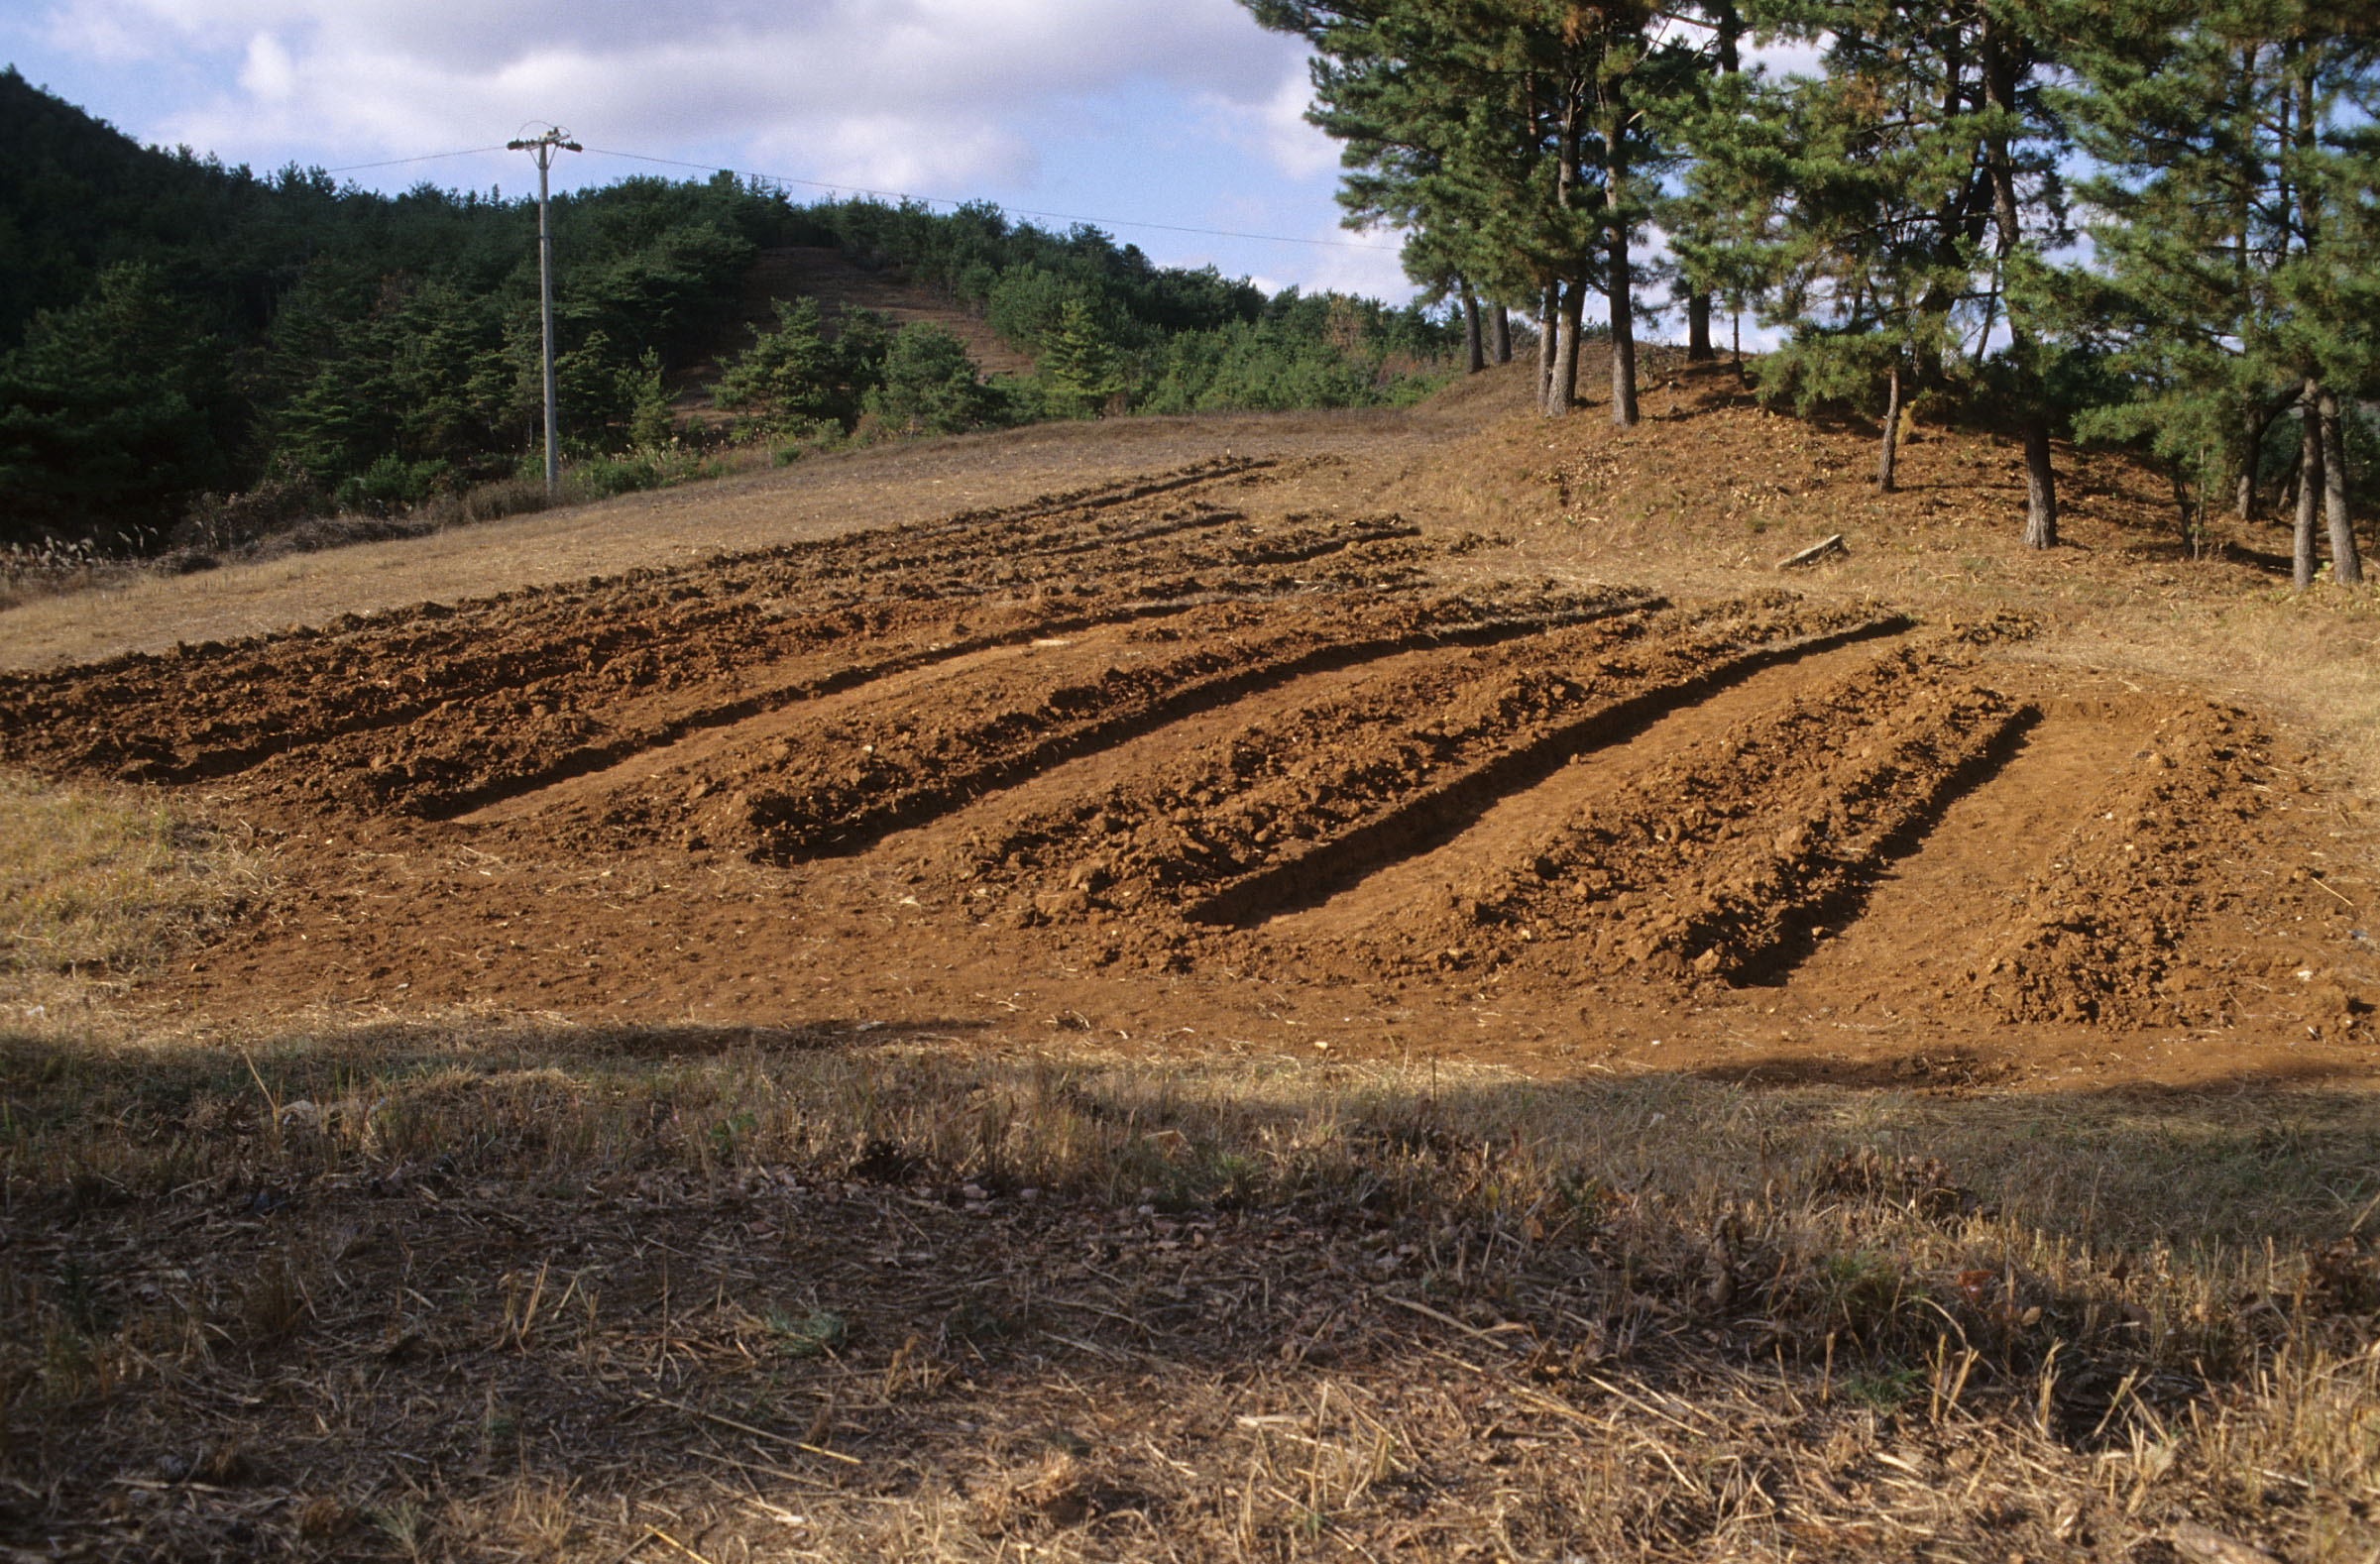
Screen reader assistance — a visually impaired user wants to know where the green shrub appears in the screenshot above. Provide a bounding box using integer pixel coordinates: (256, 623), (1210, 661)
(334, 452), (447, 513)
(864, 324), (1002, 435)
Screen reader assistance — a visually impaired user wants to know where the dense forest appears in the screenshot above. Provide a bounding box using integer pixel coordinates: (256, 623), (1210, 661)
(1248, 0), (2378, 582)
(0, 69), (1456, 553)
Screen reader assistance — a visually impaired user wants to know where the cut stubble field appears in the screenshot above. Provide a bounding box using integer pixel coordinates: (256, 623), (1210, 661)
(3, 354), (2376, 1562)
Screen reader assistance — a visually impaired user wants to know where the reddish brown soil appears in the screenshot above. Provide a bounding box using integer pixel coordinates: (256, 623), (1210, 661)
(5, 428), (2375, 1094)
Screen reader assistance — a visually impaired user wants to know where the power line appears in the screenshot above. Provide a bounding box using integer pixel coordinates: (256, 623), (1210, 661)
(309, 139), (1403, 253)
(321, 145), (508, 173)
(582, 146), (1402, 252)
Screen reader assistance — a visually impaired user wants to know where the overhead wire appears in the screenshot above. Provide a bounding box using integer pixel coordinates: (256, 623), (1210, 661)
(321, 145), (509, 172)
(578, 146), (1401, 252)
(310, 139), (1403, 253)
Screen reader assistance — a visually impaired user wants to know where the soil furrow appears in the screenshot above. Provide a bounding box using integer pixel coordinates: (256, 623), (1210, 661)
(6, 427), (2351, 1063)
(1962, 695), (2275, 1028)
(1253, 633), (1921, 942)
(451, 625), (1143, 827)
(1776, 693), (2154, 1017)
(1688, 700), (2038, 985)
(1187, 614), (1912, 930)
(862, 637), (1526, 872)
(434, 592), (1393, 826)
(737, 591), (1656, 861)
(1405, 639), (2027, 986)
(841, 456), (1279, 545)
(0, 507), (1457, 812)
(927, 601), (1778, 935)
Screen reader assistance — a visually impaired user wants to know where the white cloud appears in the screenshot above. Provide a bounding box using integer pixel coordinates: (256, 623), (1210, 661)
(36, 1), (157, 62)
(1191, 56), (1336, 181)
(800, 113), (1042, 195)
(28, 0), (1425, 297)
(1279, 224), (1413, 302)
(38, 0), (1310, 190)
(235, 30), (292, 101)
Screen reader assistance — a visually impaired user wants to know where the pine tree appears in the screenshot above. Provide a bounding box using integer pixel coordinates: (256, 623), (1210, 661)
(1269, 0), (1587, 412)
(1037, 298), (1125, 418)
(1659, 2), (1751, 366)
(2069, 5), (2378, 585)
(1977, 1), (2071, 548)
(1687, 11), (1991, 490)
(625, 348), (675, 449)
(0, 262), (231, 543)
(1246, 1), (1709, 424)
(712, 297), (880, 433)
(866, 324), (998, 434)
(1683, 0), (2068, 543)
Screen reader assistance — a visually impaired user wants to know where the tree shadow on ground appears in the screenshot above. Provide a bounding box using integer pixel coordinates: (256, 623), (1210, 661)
(5, 1016), (2374, 1564)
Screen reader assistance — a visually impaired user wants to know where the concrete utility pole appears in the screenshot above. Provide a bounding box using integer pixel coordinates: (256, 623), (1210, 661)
(506, 126), (582, 501)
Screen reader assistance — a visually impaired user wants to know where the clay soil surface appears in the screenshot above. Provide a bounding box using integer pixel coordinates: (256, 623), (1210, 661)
(5, 365), (2375, 1092)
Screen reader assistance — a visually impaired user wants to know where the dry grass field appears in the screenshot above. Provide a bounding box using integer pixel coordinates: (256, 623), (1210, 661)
(2, 352), (2375, 1562)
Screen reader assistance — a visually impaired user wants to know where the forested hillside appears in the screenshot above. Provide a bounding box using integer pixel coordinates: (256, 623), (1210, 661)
(0, 70), (1454, 552)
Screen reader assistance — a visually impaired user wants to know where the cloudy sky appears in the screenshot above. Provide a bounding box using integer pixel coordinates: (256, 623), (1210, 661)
(3, 0), (1420, 300)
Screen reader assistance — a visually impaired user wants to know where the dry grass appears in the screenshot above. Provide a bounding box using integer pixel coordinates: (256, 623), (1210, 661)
(0, 776), (265, 1012)
(2039, 582), (2380, 787)
(4, 1018), (2374, 1561)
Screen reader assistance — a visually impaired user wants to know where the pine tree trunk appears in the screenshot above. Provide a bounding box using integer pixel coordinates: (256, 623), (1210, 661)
(2019, 421), (2058, 549)
(2231, 46), (2259, 522)
(1698, 1), (1741, 369)
(1877, 363), (1901, 493)
(1549, 279), (1584, 417)
(2322, 388), (2361, 585)
(2294, 382), (2323, 591)
(1490, 305), (1512, 365)
(1608, 265), (1637, 427)
(1606, 154), (1639, 428)
(1548, 80), (1584, 420)
(1537, 289), (1558, 412)
(1462, 286), (1485, 375)
(2236, 403), (2267, 520)
(1983, 15), (2056, 549)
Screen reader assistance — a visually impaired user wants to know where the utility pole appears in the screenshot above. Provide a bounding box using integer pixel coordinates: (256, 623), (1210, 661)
(506, 125), (581, 501)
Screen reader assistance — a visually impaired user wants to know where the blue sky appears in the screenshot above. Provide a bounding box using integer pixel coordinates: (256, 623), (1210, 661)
(2, 0), (1419, 302)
